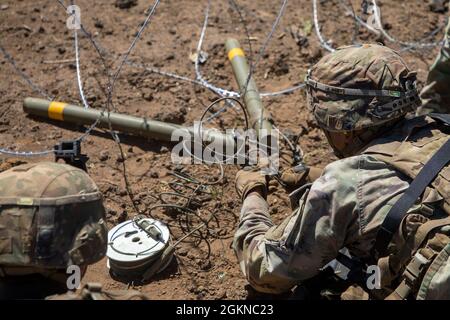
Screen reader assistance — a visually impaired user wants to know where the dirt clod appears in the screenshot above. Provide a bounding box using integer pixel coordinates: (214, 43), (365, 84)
(115, 0), (138, 10)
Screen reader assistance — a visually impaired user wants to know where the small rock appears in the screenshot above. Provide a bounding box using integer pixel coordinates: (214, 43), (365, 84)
(115, 0), (138, 9)
(189, 51), (208, 64)
(289, 24), (309, 47)
(150, 171), (159, 178)
(160, 146), (169, 153)
(99, 150), (110, 161)
(200, 260), (212, 271)
(177, 247), (188, 256)
(197, 286), (205, 293)
(142, 91), (153, 101)
(116, 154), (127, 162)
(94, 20), (104, 29)
(117, 210), (128, 223)
(227, 200), (236, 209)
(159, 169), (168, 178)
(0, 5), (9, 10)
(428, 0), (449, 12)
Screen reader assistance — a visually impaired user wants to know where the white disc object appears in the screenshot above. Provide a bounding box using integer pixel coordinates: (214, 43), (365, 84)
(107, 218), (170, 276)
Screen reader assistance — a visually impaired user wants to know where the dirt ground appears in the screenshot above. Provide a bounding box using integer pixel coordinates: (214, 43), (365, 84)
(0, 0), (448, 299)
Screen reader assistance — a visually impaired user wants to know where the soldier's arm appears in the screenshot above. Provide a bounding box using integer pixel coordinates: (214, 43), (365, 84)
(418, 19), (450, 115)
(233, 158), (360, 294)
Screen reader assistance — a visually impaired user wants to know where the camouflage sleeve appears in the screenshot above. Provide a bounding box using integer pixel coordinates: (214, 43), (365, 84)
(233, 158), (361, 294)
(419, 19), (450, 115)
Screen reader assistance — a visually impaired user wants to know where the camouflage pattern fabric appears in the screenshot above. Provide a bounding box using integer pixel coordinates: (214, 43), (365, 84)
(0, 162), (108, 273)
(233, 154), (411, 294)
(419, 19), (450, 115)
(233, 116), (450, 296)
(363, 115), (450, 213)
(307, 44), (420, 132)
(0, 162), (99, 198)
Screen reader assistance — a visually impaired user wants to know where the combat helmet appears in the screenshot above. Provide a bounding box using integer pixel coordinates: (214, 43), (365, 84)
(0, 162), (107, 278)
(306, 44), (421, 132)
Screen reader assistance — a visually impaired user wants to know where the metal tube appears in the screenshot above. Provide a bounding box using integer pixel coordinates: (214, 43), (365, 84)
(225, 38), (272, 135)
(23, 98), (235, 147)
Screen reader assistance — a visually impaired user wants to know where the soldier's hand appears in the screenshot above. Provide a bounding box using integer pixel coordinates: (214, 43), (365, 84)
(278, 165), (310, 193)
(278, 165), (323, 193)
(235, 167), (268, 202)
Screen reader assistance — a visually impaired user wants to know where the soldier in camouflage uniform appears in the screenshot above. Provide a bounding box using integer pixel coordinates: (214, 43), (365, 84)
(233, 44), (450, 299)
(419, 19), (450, 115)
(0, 162), (108, 299)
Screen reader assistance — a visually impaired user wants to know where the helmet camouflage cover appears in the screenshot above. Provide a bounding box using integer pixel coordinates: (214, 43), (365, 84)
(0, 162), (107, 273)
(306, 44), (422, 132)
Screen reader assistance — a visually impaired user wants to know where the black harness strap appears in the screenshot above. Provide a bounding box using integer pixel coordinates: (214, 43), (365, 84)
(429, 113), (450, 125)
(373, 137), (450, 258)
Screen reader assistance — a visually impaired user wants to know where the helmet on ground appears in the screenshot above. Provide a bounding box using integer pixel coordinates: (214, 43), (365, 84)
(305, 44), (421, 156)
(0, 162), (107, 278)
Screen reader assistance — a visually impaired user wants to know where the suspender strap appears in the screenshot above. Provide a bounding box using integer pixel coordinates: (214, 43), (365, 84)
(374, 138), (450, 258)
(429, 113), (450, 126)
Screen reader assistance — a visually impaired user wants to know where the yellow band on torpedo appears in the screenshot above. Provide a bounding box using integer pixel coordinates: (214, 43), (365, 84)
(228, 48), (245, 61)
(48, 101), (67, 121)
